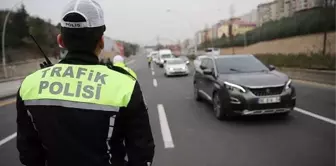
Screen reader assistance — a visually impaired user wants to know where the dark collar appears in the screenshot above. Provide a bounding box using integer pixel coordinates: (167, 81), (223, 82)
(59, 51), (99, 65)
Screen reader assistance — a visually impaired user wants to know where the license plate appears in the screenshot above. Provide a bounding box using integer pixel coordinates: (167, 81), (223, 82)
(258, 97), (280, 104)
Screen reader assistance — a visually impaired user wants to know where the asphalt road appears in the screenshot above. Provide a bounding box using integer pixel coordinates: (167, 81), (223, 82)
(0, 55), (335, 166)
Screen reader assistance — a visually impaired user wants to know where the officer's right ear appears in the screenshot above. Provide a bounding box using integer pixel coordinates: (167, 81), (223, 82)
(99, 36), (104, 50)
(57, 34), (65, 48)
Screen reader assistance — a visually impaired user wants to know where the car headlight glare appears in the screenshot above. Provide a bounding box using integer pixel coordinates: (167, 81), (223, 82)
(285, 79), (292, 90)
(224, 82), (246, 93)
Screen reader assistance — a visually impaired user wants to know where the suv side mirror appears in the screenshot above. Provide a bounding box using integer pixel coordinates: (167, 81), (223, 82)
(200, 64), (207, 70)
(164, 60), (167, 63)
(268, 64), (275, 71)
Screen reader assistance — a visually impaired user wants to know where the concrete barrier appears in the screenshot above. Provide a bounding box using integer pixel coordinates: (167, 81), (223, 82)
(220, 32), (336, 55)
(0, 58), (58, 80)
(279, 68), (335, 85)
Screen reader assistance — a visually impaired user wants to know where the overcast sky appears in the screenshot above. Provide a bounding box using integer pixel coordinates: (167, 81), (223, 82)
(1, 0), (271, 45)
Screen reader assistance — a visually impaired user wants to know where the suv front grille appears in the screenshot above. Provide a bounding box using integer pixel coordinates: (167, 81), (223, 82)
(249, 103), (291, 110)
(249, 86), (284, 96)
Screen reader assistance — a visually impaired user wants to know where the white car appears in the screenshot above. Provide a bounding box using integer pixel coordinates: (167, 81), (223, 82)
(164, 58), (189, 76)
(148, 51), (158, 58)
(205, 48), (220, 55)
(151, 52), (159, 64)
(179, 56), (190, 65)
(158, 49), (174, 67)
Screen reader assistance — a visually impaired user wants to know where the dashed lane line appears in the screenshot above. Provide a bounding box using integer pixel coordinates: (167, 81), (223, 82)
(157, 104), (175, 148)
(153, 79), (158, 87)
(0, 132), (17, 147)
(294, 107), (336, 125)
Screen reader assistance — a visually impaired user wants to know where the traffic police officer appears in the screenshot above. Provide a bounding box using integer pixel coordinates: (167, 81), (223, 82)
(113, 55), (137, 79)
(147, 55), (152, 68)
(16, 1), (155, 166)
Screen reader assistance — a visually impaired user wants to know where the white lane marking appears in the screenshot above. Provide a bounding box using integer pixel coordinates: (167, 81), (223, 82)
(157, 104), (175, 148)
(153, 79), (157, 87)
(152, 71), (155, 75)
(294, 107), (336, 125)
(0, 132), (17, 147)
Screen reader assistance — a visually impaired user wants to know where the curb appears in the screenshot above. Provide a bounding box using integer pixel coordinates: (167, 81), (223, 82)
(0, 93), (17, 101)
(293, 79), (336, 89)
(0, 76), (25, 83)
(0, 77), (24, 100)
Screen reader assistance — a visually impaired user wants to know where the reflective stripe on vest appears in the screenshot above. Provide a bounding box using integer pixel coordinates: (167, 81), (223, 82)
(20, 63), (136, 111)
(114, 62), (126, 68)
(114, 63), (137, 79)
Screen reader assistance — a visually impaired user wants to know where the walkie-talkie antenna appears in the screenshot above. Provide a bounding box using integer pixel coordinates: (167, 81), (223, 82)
(29, 34), (52, 65)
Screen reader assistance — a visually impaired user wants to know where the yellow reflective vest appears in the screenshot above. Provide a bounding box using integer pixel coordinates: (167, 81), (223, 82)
(113, 62), (137, 79)
(20, 64), (136, 110)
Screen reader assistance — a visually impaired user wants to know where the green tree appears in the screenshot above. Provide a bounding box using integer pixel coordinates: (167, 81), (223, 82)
(28, 17), (46, 44)
(12, 5), (29, 43)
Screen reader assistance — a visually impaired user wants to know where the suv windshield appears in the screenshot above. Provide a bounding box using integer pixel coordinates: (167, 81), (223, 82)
(180, 56), (188, 60)
(197, 56), (206, 60)
(215, 56), (269, 74)
(161, 54), (172, 59)
(167, 59), (184, 64)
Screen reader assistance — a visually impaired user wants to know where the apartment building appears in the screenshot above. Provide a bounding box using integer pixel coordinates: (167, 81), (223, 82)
(239, 9), (258, 23)
(217, 18), (256, 38)
(211, 23), (221, 40)
(257, 0), (328, 25)
(278, 0), (330, 19)
(195, 31), (203, 45)
(257, 1), (278, 26)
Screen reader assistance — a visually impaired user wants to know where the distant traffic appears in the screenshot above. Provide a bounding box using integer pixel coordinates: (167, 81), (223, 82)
(146, 48), (296, 121)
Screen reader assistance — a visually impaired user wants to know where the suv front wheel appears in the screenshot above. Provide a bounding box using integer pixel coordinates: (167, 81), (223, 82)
(213, 92), (233, 121)
(194, 83), (202, 101)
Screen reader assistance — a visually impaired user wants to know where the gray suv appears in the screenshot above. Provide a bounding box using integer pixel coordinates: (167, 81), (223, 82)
(193, 55), (296, 120)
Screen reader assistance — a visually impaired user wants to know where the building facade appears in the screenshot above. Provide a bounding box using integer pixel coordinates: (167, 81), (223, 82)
(239, 9), (258, 23)
(207, 28), (213, 41)
(217, 18), (256, 38)
(257, 1), (278, 26)
(195, 31), (203, 45)
(211, 23), (221, 40)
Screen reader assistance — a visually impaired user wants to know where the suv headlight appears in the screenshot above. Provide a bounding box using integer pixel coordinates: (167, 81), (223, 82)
(285, 79), (292, 90)
(168, 67), (174, 71)
(224, 82), (246, 93)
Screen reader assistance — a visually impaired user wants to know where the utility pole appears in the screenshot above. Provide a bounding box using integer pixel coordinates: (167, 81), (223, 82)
(244, 13), (252, 48)
(229, 4), (235, 54)
(156, 35), (160, 51)
(322, 0), (328, 55)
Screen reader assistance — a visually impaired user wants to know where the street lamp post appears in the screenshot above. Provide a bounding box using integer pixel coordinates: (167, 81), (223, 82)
(2, 0), (24, 78)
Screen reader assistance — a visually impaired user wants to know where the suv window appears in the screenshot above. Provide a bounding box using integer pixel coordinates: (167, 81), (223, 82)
(215, 56), (269, 74)
(201, 58), (208, 67)
(207, 59), (214, 69)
